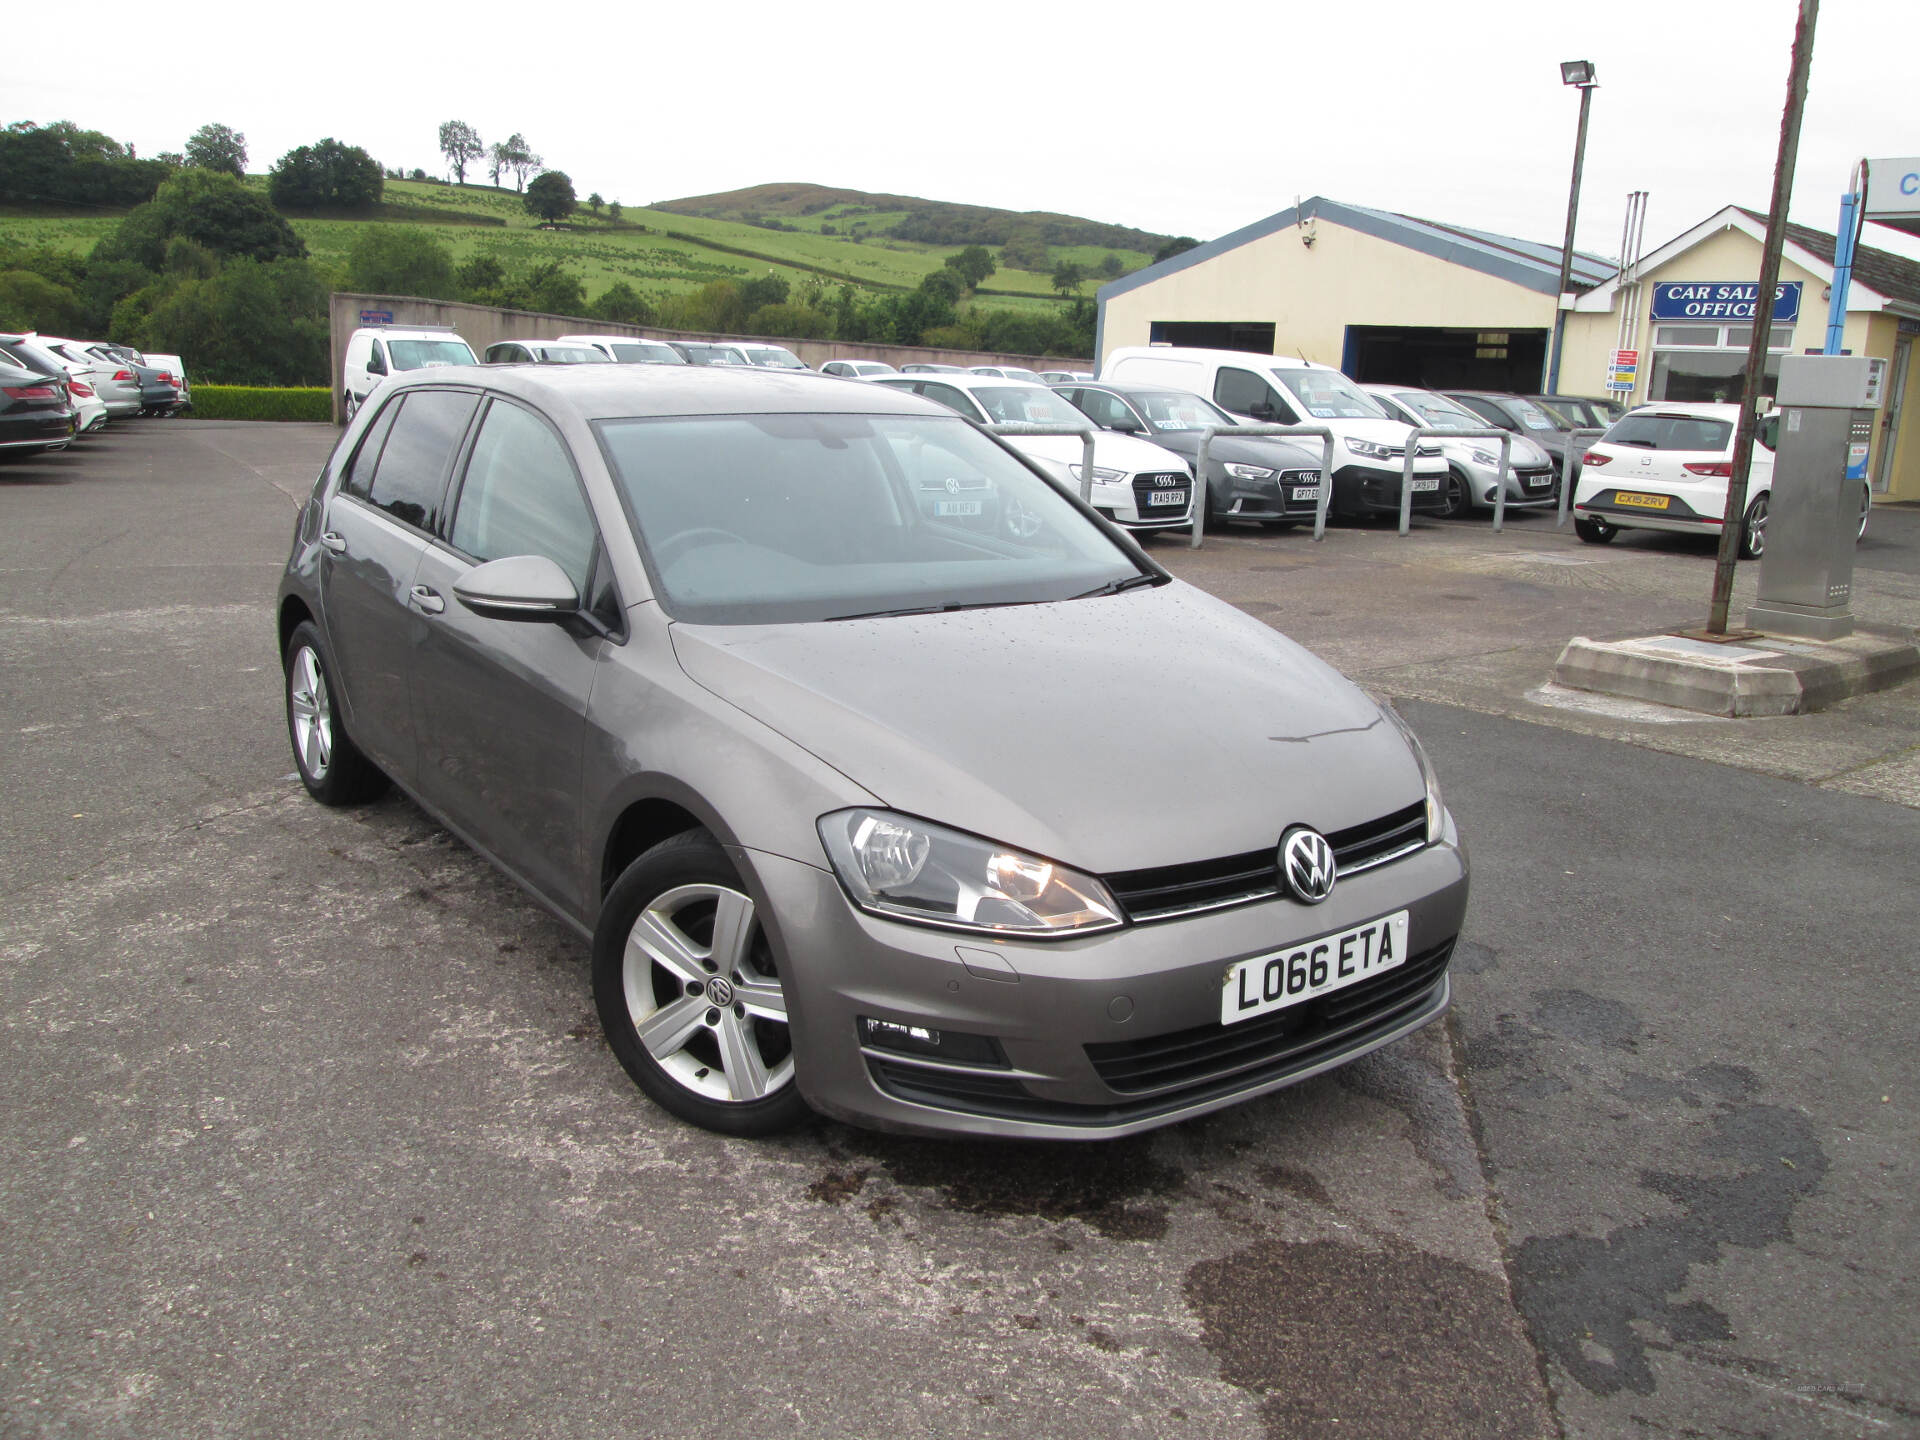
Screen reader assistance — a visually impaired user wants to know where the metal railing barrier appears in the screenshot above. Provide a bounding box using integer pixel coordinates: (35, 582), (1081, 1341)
(1190, 425), (1338, 547)
(1399, 428), (1510, 535)
(983, 422), (1101, 504)
(1558, 429), (1605, 529)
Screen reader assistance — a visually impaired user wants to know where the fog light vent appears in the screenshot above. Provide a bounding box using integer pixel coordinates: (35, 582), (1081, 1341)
(858, 1016), (1008, 1068)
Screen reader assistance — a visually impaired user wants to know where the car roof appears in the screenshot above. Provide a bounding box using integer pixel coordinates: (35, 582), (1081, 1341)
(1108, 345), (1328, 372)
(1617, 402), (1742, 419)
(356, 328), (468, 342)
(379, 359), (945, 421)
(878, 372), (1052, 395)
(555, 333), (677, 345)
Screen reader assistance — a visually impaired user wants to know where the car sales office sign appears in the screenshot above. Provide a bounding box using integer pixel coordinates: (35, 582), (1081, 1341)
(1651, 282), (1802, 322)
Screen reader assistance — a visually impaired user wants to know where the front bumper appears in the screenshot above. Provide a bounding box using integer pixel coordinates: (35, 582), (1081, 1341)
(740, 836), (1469, 1139)
(1335, 462), (1448, 516)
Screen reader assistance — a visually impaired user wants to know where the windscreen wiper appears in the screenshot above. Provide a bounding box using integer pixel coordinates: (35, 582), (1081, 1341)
(1072, 573), (1161, 600)
(824, 599), (1036, 623)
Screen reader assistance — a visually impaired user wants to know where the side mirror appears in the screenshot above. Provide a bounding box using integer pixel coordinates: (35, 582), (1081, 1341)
(367, 351), (388, 376)
(453, 554), (580, 621)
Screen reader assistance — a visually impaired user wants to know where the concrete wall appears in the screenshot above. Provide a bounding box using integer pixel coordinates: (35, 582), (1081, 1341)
(1096, 219), (1557, 369)
(326, 292), (1089, 424)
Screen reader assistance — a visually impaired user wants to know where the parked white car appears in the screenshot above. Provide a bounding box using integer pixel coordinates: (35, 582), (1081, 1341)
(33, 336), (141, 418)
(1038, 370), (1095, 384)
(1363, 385), (1559, 517)
(555, 334), (688, 365)
(1102, 346), (1448, 519)
(820, 359), (897, 380)
(969, 365), (1045, 383)
(340, 327), (478, 419)
(1573, 403), (1785, 558)
(483, 340), (610, 365)
(872, 373), (1196, 534)
(705, 341), (809, 371)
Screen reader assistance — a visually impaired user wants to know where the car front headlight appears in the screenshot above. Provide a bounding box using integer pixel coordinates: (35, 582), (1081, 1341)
(1345, 437), (1396, 461)
(1470, 448), (1500, 467)
(1068, 465), (1128, 484)
(819, 809), (1124, 937)
(1223, 462), (1276, 480)
(1379, 706), (1445, 844)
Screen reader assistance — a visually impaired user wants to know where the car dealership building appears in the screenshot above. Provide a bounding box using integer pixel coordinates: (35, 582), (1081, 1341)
(1095, 196), (1920, 501)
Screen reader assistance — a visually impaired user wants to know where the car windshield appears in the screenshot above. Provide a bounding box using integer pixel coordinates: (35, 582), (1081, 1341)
(854, 363), (894, 375)
(389, 340), (477, 371)
(1501, 398), (1561, 430)
(970, 386), (1084, 425)
(1390, 391), (1486, 431)
(744, 347), (808, 369)
(538, 346), (609, 364)
(598, 413), (1142, 625)
(609, 342), (686, 364)
(1134, 390), (1235, 431)
(1272, 369), (1386, 420)
(685, 346), (747, 365)
(1601, 413), (1734, 452)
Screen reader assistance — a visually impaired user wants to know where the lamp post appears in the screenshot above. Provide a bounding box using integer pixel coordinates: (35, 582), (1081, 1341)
(1544, 60), (1599, 395)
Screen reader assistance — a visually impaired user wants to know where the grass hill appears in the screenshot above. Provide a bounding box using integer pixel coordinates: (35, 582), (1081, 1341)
(656, 181), (1174, 256)
(0, 177), (1165, 314)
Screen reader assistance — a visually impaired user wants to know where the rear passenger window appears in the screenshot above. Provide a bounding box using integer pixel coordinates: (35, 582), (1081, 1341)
(449, 399), (597, 592)
(365, 389), (479, 531)
(340, 397), (400, 499)
(918, 383), (980, 420)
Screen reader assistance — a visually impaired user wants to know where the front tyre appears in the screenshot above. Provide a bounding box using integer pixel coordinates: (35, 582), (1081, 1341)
(1438, 468), (1472, 520)
(593, 831), (806, 1136)
(284, 621), (388, 805)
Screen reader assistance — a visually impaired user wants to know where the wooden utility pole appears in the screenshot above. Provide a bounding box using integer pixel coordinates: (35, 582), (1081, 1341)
(1707, 0), (1820, 633)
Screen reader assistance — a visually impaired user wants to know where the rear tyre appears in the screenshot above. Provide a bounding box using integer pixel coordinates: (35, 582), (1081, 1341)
(1738, 493), (1768, 560)
(343, 391), (359, 423)
(593, 831), (807, 1137)
(284, 621), (388, 805)
(1574, 516), (1617, 545)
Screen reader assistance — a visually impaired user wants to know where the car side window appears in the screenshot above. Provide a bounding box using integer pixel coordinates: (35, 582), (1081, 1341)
(1215, 367), (1291, 422)
(448, 398), (598, 593)
(364, 389), (479, 532)
(918, 383), (983, 421)
(340, 395), (402, 499)
(1074, 389), (1135, 431)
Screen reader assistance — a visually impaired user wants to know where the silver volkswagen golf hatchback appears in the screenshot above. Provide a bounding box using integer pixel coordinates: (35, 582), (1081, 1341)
(278, 365), (1468, 1139)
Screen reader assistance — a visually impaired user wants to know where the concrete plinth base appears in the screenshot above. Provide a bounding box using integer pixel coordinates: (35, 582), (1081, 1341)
(1745, 602), (1855, 641)
(1552, 625), (1920, 717)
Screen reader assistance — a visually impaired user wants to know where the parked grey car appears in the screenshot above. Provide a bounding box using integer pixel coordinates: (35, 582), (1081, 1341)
(1054, 381), (1328, 528)
(1363, 386), (1560, 517)
(277, 366), (1468, 1139)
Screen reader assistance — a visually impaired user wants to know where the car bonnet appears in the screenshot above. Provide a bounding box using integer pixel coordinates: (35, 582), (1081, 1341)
(667, 580), (1425, 875)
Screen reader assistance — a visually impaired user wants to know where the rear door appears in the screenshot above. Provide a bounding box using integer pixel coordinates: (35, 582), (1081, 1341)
(318, 388), (480, 782)
(409, 396), (608, 913)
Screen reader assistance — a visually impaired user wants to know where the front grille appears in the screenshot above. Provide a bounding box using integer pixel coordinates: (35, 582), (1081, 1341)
(1086, 938), (1454, 1094)
(1131, 472), (1189, 514)
(866, 939), (1453, 1126)
(1104, 802), (1427, 923)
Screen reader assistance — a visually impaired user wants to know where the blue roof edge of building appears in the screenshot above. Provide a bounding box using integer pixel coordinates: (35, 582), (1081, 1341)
(1095, 196), (1617, 309)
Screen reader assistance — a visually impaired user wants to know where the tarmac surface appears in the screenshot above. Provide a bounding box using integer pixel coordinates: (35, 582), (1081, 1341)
(2, 421), (1915, 1438)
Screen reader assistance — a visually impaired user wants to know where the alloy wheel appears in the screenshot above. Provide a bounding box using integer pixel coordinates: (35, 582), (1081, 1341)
(621, 884), (793, 1104)
(288, 644), (333, 781)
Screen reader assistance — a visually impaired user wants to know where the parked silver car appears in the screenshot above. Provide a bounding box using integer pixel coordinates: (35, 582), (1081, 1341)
(1363, 385), (1560, 516)
(277, 366), (1468, 1139)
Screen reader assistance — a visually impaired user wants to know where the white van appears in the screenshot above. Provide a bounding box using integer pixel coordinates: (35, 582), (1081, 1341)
(1102, 346), (1448, 518)
(341, 327), (478, 420)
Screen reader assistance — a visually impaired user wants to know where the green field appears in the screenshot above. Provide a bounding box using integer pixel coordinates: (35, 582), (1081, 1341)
(0, 178), (1147, 315)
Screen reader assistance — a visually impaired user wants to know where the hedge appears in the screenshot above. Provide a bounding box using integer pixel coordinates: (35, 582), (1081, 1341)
(188, 386), (334, 422)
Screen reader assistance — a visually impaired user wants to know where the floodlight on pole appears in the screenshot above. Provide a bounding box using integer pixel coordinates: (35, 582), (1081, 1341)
(1544, 61), (1598, 396)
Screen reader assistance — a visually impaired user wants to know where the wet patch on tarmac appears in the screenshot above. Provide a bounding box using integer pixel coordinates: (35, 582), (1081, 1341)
(1509, 1090), (1829, 1397)
(838, 1130), (1185, 1241)
(1531, 988), (1642, 1050)
(1187, 1236), (1552, 1439)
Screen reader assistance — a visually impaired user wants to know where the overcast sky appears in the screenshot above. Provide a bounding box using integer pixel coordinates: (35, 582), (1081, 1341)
(7, 0), (1918, 264)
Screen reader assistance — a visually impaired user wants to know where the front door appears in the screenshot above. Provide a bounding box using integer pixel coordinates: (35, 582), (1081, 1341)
(410, 397), (605, 914)
(1874, 337), (1910, 495)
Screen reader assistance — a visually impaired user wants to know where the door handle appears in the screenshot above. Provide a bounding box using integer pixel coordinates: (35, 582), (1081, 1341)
(410, 585), (445, 614)
(319, 531), (347, 554)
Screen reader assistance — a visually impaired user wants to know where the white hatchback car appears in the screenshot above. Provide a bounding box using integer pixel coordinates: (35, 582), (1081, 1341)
(820, 359), (898, 380)
(1574, 402), (1806, 559)
(872, 373), (1195, 534)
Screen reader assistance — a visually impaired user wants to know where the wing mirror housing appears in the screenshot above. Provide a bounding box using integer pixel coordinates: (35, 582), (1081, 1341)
(453, 554), (580, 621)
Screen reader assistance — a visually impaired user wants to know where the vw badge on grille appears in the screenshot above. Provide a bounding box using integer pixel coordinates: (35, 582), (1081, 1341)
(1280, 826), (1336, 904)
